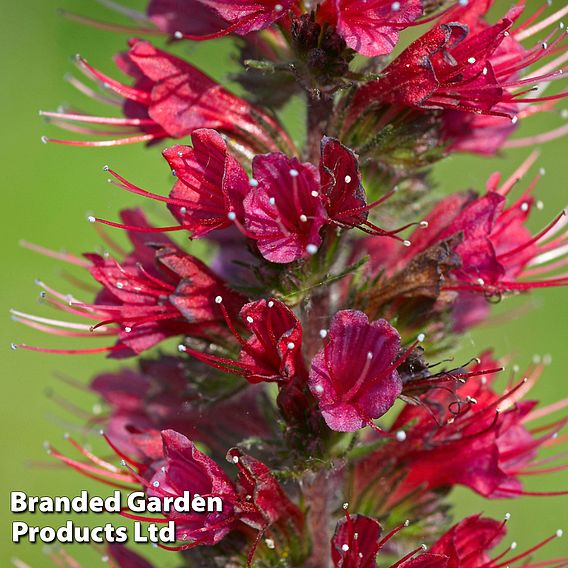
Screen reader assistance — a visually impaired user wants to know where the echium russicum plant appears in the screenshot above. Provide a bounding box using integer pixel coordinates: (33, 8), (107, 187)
(12, 0), (568, 566)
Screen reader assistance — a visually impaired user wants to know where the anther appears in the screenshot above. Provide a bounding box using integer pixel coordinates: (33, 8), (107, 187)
(343, 502), (349, 510)
(249, 178), (259, 187)
(87, 215), (96, 223)
(178, 344), (187, 352)
(468, 57), (476, 64)
(306, 244), (319, 255)
(265, 538), (275, 549)
(557, 529), (563, 538)
(319, 329), (328, 339)
(396, 430), (407, 441)
(287, 342), (295, 350)
(289, 169), (299, 177)
(268, 300), (274, 308)
(403, 240), (411, 247)
(227, 211), (237, 221)
(300, 214), (308, 222)
(344, 175), (352, 183)
(341, 544), (349, 552)
(152, 481), (160, 487)
(174, 31), (183, 39)
(311, 190), (319, 197)
(269, 197), (276, 206)
(215, 296), (223, 304)
(420, 221), (429, 228)
(232, 455), (239, 463)
(246, 316), (254, 324)
(10, 343), (18, 350)
(41, 135), (49, 144)
(275, 3), (283, 11)
(417, 333), (426, 342)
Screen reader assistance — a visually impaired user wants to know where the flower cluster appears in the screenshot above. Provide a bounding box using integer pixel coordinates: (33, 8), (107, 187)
(14, 0), (568, 566)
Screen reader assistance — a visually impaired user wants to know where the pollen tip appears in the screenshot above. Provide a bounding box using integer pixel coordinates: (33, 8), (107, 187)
(102, 165), (109, 171)
(403, 240), (411, 247)
(343, 502), (349, 510)
(215, 295), (223, 304)
(511, 541), (517, 550)
(504, 512), (511, 521)
(227, 211), (237, 221)
(87, 215), (96, 223)
(41, 135), (49, 144)
(556, 529), (563, 538)
(419, 221), (429, 228)
(63, 432), (70, 439)
(341, 544), (349, 552)
(420, 544), (428, 551)
(306, 244), (319, 255)
(99, 429), (105, 436)
(177, 344), (187, 352)
(101, 555), (109, 562)
(417, 333), (426, 342)
(10, 343), (18, 350)
(174, 31), (183, 39)
(404, 519), (410, 526)
(396, 430), (407, 442)
(319, 329), (328, 339)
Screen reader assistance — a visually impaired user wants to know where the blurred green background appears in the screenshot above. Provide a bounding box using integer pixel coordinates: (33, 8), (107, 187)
(2, 1), (567, 566)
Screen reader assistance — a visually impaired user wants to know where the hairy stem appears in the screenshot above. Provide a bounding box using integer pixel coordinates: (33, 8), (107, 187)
(303, 468), (333, 567)
(306, 92), (334, 163)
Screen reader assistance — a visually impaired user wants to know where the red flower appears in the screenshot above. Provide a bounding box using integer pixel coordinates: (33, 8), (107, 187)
(331, 513), (437, 567)
(308, 310), (405, 432)
(365, 162), (568, 302)
(317, 0), (423, 57)
(356, 352), (568, 502)
(181, 298), (306, 384)
(41, 40), (293, 154)
(244, 153), (328, 263)
(147, 430), (239, 545)
(150, 0), (294, 39)
(427, 514), (566, 568)
(162, 130), (250, 238)
(12, 210), (247, 357)
(348, 1), (568, 151)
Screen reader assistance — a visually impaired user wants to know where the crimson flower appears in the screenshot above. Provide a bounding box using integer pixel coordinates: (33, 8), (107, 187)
(181, 298), (306, 384)
(365, 161), (568, 313)
(308, 310), (406, 432)
(331, 513), (435, 567)
(356, 352), (568, 502)
(100, 134), (400, 264)
(149, 0), (294, 39)
(348, 1), (568, 153)
(317, 0), (423, 57)
(146, 430), (239, 545)
(12, 210), (247, 357)
(41, 39), (293, 154)
(332, 511), (567, 568)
